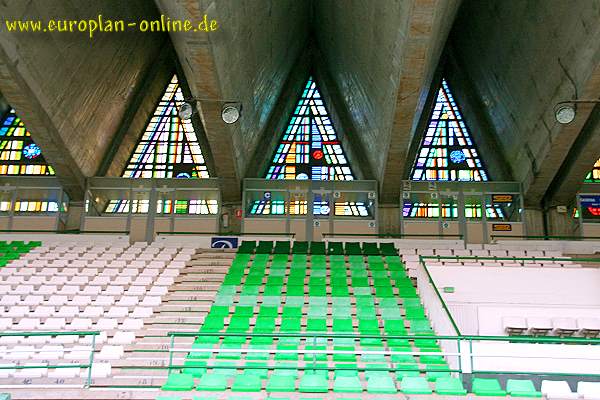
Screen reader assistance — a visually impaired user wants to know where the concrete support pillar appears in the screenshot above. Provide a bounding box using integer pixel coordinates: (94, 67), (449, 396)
(378, 204), (401, 235)
(546, 207), (578, 237)
(523, 208), (545, 237)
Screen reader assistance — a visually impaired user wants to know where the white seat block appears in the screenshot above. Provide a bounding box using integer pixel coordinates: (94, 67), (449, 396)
(70, 318), (93, 330)
(83, 362), (111, 378)
(108, 331), (135, 345)
(97, 345), (123, 360)
(542, 380), (578, 400)
(578, 381), (600, 400)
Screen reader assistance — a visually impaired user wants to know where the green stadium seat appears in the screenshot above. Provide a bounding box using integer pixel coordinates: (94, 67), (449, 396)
(434, 377), (467, 395)
(380, 242), (399, 256)
(333, 376), (363, 392)
(309, 242), (326, 255)
(256, 241), (274, 254)
(344, 242), (362, 255)
(401, 376), (433, 394)
(274, 241), (291, 254)
(327, 242), (344, 255)
(506, 379), (541, 397)
(161, 373), (195, 391)
(299, 374), (329, 392)
(197, 373), (228, 391)
(238, 241), (256, 254)
(471, 378), (507, 396)
(231, 373), (262, 392)
(266, 375), (296, 392)
(366, 375), (397, 393)
(292, 241), (308, 254)
(362, 242), (380, 255)
(183, 360), (207, 377)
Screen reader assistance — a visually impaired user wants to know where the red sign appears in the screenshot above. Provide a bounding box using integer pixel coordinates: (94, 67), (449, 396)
(312, 150), (323, 160)
(235, 209), (242, 219)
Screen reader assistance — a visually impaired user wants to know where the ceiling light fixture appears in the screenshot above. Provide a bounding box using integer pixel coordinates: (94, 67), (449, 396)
(554, 99), (600, 124)
(178, 97), (242, 124)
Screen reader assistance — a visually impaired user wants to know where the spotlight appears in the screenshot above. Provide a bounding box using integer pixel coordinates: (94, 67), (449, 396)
(178, 102), (194, 120)
(554, 104), (576, 124)
(221, 103), (242, 124)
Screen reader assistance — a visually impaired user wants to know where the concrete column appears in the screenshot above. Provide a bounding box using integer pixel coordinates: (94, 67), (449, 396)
(523, 208), (545, 237)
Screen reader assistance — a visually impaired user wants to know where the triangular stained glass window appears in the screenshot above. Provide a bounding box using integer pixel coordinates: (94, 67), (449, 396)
(250, 76), (369, 217)
(0, 108), (59, 213)
(122, 74), (209, 179)
(584, 158), (600, 183)
(405, 79), (504, 219)
(410, 79), (488, 182)
(265, 76), (354, 181)
(0, 109), (54, 176)
(105, 74), (216, 215)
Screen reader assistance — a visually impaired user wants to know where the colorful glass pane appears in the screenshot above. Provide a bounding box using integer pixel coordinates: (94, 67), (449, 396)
(410, 79), (488, 182)
(584, 158), (600, 183)
(0, 109), (54, 176)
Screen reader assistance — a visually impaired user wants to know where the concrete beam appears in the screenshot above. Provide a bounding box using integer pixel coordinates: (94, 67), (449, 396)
(0, 0), (164, 200)
(314, 0), (460, 204)
(154, 0), (310, 202)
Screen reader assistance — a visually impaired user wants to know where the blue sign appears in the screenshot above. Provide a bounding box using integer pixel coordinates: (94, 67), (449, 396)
(211, 237), (239, 249)
(580, 196), (600, 207)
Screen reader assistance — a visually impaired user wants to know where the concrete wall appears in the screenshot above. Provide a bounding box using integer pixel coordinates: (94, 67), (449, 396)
(199, 0), (310, 178)
(449, 0), (600, 205)
(0, 0), (165, 198)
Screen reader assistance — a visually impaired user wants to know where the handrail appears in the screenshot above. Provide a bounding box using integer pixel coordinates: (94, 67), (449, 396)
(421, 255), (600, 263)
(156, 231), (296, 237)
(0, 229), (129, 234)
(322, 233), (464, 239)
(419, 255), (462, 335)
(491, 234), (600, 241)
(166, 331), (600, 344)
(0, 330), (100, 337)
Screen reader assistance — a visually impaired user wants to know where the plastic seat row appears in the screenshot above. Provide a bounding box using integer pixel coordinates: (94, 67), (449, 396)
(503, 316), (600, 337)
(238, 241), (399, 256)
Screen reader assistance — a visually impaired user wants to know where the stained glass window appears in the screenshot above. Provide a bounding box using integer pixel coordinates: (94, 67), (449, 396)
(250, 76), (368, 217)
(411, 79), (488, 182)
(405, 79), (503, 219)
(584, 158), (600, 183)
(105, 74), (216, 215)
(0, 109), (54, 176)
(266, 76), (354, 181)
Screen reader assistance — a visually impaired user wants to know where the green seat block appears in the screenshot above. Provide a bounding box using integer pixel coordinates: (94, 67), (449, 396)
(362, 242), (380, 256)
(258, 306), (279, 318)
(333, 376), (362, 393)
(306, 319), (327, 332)
(401, 376), (433, 394)
(384, 320), (407, 335)
(333, 346), (356, 362)
(197, 373), (228, 391)
(506, 379), (542, 397)
(299, 374), (329, 393)
(380, 243), (399, 256)
(405, 306), (426, 320)
(409, 319), (433, 335)
(161, 373), (195, 391)
(391, 354), (417, 366)
(275, 345), (298, 360)
(274, 241), (291, 254)
(244, 362), (269, 378)
(238, 241), (256, 254)
(398, 286), (418, 298)
(183, 360), (207, 377)
(293, 241), (308, 254)
(396, 370), (421, 379)
(420, 355), (445, 364)
(332, 319), (353, 332)
(309, 242), (326, 255)
(254, 317), (276, 333)
(435, 377), (467, 396)
(331, 285), (349, 297)
(188, 343), (213, 359)
(234, 306), (255, 317)
(246, 345), (271, 360)
(304, 345), (327, 361)
(256, 241), (274, 254)
(426, 371), (451, 382)
(358, 319), (380, 334)
(308, 285), (326, 296)
(327, 242), (344, 255)
(344, 242), (362, 255)
(279, 318), (301, 333)
(266, 375), (296, 392)
(367, 376), (397, 394)
(217, 344), (242, 359)
(286, 285), (305, 296)
(472, 378), (507, 396)
(231, 373), (262, 392)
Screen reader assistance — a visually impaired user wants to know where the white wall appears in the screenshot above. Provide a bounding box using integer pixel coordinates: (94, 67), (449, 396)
(428, 266), (600, 335)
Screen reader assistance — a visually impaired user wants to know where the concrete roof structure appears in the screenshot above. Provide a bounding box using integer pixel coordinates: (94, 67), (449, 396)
(0, 0), (598, 212)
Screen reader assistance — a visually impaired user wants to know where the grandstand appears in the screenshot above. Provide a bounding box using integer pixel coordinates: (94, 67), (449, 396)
(0, 0), (600, 399)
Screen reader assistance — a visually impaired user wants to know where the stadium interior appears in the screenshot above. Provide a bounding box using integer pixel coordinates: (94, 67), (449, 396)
(0, 0), (599, 399)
